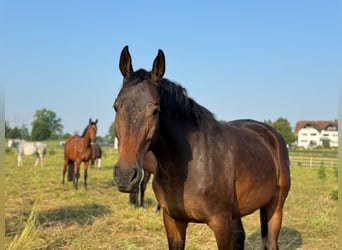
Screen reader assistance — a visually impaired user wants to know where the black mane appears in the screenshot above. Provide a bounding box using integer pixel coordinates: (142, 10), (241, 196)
(121, 69), (217, 127)
(81, 125), (89, 137)
(159, 78), (216, 127)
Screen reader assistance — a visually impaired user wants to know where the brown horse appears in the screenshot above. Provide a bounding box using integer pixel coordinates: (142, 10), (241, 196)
(113, 46), (291, 250)
(129, 151), (160, 211)
(62, 118), (98, 189)
(90, 143), (102, 168)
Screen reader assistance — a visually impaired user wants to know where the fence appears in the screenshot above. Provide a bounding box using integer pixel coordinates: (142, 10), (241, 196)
(290, 156), (338, 168)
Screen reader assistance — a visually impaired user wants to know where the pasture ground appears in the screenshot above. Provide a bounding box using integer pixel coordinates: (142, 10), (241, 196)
(5, 141), (338, 249)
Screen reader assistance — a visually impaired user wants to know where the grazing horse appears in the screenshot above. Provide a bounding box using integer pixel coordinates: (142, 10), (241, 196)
(8, 139), (47, 167)
(129, 151), (160, 211)
(90, 143), (102, 168)
(113, 46), (291, 250)
(62, 119), (98, 189)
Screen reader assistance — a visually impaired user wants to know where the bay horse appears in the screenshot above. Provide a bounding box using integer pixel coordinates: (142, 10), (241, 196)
(113, 46), (291, 250)
(90, 143), (102, 168)
(129, 151), (160, 211)
(8, 139), (47, 167)
(62, 118), (98, 189)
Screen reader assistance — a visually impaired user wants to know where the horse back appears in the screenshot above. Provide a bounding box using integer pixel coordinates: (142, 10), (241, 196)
(228, 119), (290, 173)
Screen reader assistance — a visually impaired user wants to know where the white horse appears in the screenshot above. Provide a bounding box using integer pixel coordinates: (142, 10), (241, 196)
(7, 139), (47, 167)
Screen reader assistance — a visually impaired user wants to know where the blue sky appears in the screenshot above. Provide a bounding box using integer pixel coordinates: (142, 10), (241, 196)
(3, 1), (340, 137)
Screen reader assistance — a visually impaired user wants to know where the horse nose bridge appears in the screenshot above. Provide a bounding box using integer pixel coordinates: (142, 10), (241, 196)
(118, 136), (140, 160)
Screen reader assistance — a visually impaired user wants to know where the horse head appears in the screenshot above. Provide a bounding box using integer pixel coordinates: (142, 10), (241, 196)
(113, 46), (164, 193)
(8, 139), (19, 148)
(87, 118), (98, 143)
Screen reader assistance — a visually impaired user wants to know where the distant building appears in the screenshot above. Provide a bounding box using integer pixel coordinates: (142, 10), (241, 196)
(294, 120), (338, 148)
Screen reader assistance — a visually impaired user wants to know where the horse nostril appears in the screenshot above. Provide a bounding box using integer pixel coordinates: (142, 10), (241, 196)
(130, 168), (138, 182)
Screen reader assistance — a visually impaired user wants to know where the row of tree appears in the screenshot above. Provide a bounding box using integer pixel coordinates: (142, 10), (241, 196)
(5, 108), (296, 145)
(5, 108), (114, 142)
(6, 109), (64, 140)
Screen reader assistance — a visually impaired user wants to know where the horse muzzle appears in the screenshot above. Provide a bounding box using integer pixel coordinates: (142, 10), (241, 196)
(113, 164), (142, 193)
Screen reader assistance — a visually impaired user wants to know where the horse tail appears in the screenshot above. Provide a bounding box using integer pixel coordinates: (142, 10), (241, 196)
(67, 160), (75, 182)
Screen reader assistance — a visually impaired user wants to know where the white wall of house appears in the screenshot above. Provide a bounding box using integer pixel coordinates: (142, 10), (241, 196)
(297, 127), (338, 148)
(320, 129), (338, 147)
(297, 127), (320, 148)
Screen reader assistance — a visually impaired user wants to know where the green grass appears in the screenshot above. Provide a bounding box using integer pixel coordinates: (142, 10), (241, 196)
(288, 148), (337, 158)
(5, 141), (338, 249)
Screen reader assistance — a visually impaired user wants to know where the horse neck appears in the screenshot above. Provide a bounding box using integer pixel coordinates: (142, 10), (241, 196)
(153, 116), (195, 166)
(81, 128), (93, 147)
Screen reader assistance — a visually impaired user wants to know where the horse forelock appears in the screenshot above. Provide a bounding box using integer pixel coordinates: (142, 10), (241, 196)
(122, 69), (150, 88)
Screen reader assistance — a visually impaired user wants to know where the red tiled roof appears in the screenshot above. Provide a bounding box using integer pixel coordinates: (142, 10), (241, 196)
(294, 120), (338, 134)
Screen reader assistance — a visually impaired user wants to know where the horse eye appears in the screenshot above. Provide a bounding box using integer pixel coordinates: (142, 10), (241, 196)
(153, 105), (161, 115)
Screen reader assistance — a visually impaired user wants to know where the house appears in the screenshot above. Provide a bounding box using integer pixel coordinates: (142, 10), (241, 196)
(294, 120), (338, 148)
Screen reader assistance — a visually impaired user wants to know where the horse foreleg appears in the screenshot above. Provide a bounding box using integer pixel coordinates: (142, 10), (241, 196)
(208, 214), (234, 250)
(140, 170), (151, 207)
(129, 192), (138, 206)
(163, 212), (188, 249)
(97, 158), (101, 168)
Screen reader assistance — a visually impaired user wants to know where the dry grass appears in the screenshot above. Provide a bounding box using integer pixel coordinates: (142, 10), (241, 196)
(5, 141), (337, 249)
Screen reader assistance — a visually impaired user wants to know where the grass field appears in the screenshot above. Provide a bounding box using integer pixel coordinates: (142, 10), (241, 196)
(5, 141), (338, 249)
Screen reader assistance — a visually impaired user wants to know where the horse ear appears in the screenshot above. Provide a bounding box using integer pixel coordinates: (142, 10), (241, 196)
(151, 49), (165, 83)
(89, 118), (92, 124)
(95, 119), (98, 124)
(119, 46), (133, 78)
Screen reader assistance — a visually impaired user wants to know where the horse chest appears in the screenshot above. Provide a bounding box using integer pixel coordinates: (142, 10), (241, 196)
(78, 149), (91, 160)
(154, 174), (213, 222)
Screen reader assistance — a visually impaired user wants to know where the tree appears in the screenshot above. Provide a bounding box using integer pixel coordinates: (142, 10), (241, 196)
(7, 126), (21, 139)
(5, 121), (11, 138)
(19, 124), (30, 139)
(6, 122), (30, 139)
(31, 109), (63, 140)
(266, 118), (296, 145)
